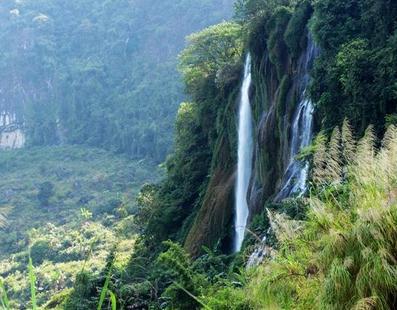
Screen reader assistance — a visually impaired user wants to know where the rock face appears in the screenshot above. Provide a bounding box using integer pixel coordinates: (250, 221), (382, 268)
(241, 31), (319, 265)
(249, 33), (318, 214)
(0, 111), (25, 150)
(184, 24), (317, 256)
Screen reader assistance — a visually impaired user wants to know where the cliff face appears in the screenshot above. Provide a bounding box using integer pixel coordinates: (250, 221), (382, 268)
(249, 34), (318, 215)
(184, 6), (315, 257)
(184, 87), (239, 256)
(0, 111), (25, 150)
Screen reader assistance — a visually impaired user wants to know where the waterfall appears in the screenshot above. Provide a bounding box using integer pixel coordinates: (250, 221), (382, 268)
(234, 54), (254, 253)
(275, 37), (318, 201)
(247, 36), (318, 267)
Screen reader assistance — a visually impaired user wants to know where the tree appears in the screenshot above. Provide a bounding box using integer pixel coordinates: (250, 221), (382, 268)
(37, 181), (55, 207)
(179, 22), (243, 94)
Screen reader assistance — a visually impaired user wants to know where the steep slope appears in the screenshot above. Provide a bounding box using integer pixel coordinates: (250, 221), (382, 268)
(12, 0), (397, 308)
(185, 0), (397, 256)
(0, 146), (159, 307)
(185, 1), (316, 256)
(0, 0), (234, 161)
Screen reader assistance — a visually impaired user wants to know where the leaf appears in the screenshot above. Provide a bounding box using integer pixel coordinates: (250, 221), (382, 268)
(0, 278), (10, 310)
(28, 255), (37, 310)
(97, 269), (112, 310)
(108, 290), (117, 310)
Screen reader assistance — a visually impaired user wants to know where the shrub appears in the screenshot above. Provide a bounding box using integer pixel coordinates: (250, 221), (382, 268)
(30, 240), (56, 265)
(37, 182), (55, 207)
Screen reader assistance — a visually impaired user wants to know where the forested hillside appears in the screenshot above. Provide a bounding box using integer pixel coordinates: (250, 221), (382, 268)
(0, 0), (233, 161)
(1, 0), (397, 309)
(56, 0), (396, 308)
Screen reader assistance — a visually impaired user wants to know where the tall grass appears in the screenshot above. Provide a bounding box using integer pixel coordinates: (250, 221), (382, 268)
(97, 269), (112, 310)
(97, 255), (117, 310)
(0, 278), (10, 310)
(210, 124), (397, 309)
(28, 254), (37, 310)
(1, 254), (38, 310)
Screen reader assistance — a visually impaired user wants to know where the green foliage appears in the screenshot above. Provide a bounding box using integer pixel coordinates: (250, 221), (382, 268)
(284, 1), (313, 57)
(267, 6), (292, 78)
(180, 22), (243, 94)
(311, 0), (397, 134)
(37, 181), (55, 207)
(157, 241), (204, 309)
(63, 272), (97, 309)
(0, 146), (158, 307)
(28, 255), (37, 310)
(0, 0), (234, 162)
(136, 102), (212, 245)
(0, 278), (10, 309)
(30, 240), (56, 265)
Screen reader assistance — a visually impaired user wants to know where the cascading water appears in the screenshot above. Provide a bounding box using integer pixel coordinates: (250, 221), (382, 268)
(247, 36), (318, 267)
(234, 54), (254, 253)
(275, 36), (318, 201)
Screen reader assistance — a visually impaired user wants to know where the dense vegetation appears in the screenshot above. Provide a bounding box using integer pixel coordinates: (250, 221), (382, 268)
(1, 0), (397, 309)
(155, 123), (397, 309)
(0, 0), (233, 161)
(0, 146), (158, 307)
(310, 0), (397, 135)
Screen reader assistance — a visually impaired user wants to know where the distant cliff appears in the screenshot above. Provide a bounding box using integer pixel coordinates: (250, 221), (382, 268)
(0, 111), (25, 150)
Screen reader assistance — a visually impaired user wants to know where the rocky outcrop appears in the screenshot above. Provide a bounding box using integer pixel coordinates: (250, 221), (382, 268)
(0, 111), (25, 150)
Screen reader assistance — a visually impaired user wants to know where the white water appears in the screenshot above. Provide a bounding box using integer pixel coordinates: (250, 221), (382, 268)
(234, 54), (254, 253)
(247, 37), (318, 267)
(275, 37), (318, 200)
(275, 98), (314, 199)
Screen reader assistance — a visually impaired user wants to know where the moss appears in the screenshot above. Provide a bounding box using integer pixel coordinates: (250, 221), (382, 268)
(251, 54), (269, 121)
(247, 14), (268, 60)
(276, 75), (291, 140)
(267, 6), (292, 80)
(284, 1), (313, 58)
(184, 166), (235, 257)
(213, 87), (239, 170)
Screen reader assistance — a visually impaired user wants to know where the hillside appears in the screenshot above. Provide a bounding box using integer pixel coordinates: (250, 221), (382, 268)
(58, 0), (396, 308)
(0, 146), (159, 307)
(1, 0), (397, 309)
(0, 0), (234, 161)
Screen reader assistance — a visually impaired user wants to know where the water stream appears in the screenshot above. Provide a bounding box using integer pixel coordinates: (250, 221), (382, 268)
(234, 54), (254, 253)
(247, 36), (318, 266)
(275, 37), (318, 201)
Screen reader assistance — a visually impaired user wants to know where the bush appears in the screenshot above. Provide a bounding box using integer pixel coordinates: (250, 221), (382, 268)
(30, 240), (56, 265)
(37, 182), (55, 207)
(284, 1), (313, 57)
